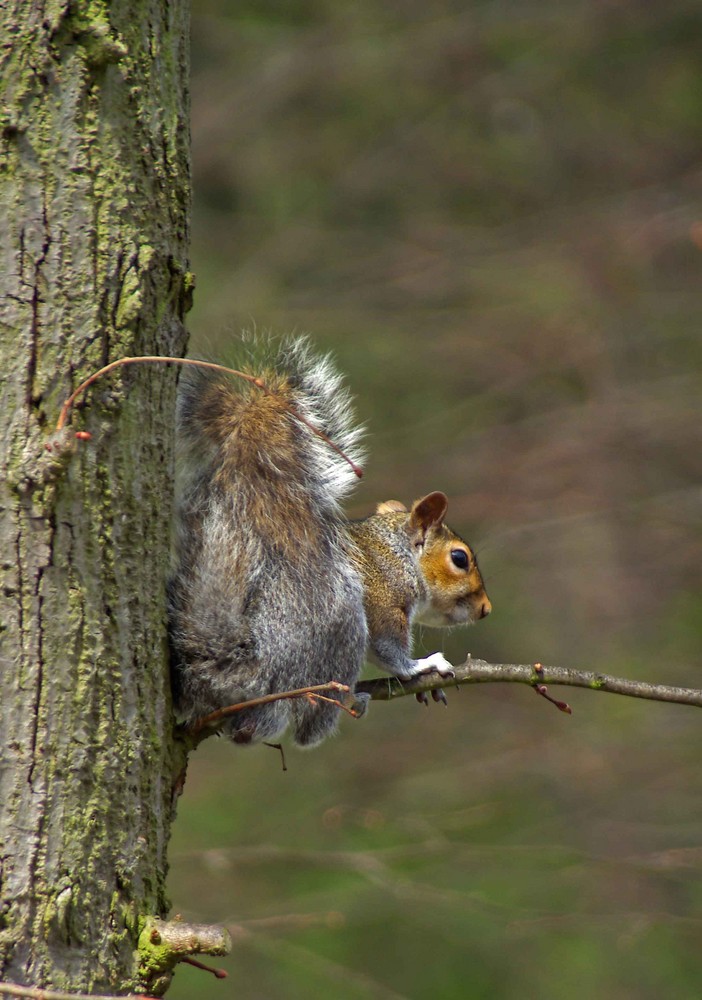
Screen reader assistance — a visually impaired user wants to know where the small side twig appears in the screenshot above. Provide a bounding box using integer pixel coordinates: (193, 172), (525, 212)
(180, 957), (227, 979)
(533, 662), (572, 714)
(56, 356), (362, 477)
(187, 682), (354, 739)
(263, 741), (288, 771)
(303, 690), (361, 717)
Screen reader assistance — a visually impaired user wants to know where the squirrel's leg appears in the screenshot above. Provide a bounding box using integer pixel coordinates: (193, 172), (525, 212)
(402, 652), (454, 707)
(369, 613), (455, 709)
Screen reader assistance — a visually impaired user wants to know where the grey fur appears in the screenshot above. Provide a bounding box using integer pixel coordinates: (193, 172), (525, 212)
(168, 336), (368, 746)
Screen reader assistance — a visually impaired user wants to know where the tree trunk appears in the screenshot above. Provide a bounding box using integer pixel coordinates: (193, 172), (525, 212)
(0, 2), (193, 993)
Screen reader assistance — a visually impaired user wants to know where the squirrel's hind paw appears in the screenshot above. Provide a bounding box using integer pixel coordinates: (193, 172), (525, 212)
(347, 690), (371, 718)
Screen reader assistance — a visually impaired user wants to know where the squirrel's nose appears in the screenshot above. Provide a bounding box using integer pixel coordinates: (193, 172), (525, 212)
(479, 598), (492, 619)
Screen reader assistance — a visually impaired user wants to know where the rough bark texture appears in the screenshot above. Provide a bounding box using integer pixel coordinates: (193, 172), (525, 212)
(0, 1), (191, 994)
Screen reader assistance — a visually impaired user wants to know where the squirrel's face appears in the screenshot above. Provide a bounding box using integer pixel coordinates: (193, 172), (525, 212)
(414, 531), (492, 628)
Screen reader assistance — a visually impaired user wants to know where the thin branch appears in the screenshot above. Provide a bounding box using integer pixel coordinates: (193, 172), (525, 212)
(55, 356), (362, 477)
(187, 682), (353, 738)
(532, 663), (572, 714)
(184, 660), (702, 750)
(356, 658), (702, 709)
(302, 690), (361, 717)
(0, 982), (157, 1000)
(56, 356), (260, 430)
(180, 957), (227, 979)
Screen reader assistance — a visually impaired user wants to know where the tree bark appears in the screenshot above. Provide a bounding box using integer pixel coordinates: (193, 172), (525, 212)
(0, 2), (191, 994)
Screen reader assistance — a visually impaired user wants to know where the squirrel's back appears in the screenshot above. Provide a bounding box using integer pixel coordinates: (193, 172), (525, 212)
(168, 336), (367, 747)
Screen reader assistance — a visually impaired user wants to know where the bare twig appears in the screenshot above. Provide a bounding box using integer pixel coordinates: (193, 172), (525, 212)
(356, 658), (702, 709)
(263, 741), (288, 771)
(56, 356), (260, 430)
(185, 659), (701, 750)
(303, 690), (361, 717)
(180, 957), (227, 979)
(56, 356), (362, 477)
(187, 682), (353, 738)
(533, 662), (572, 714)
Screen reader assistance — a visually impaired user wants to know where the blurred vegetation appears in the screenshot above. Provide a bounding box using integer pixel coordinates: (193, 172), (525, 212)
(169, 2), (702, 997)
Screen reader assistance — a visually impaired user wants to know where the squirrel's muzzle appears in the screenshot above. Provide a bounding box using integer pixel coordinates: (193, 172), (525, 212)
(479, 598), (492, 619)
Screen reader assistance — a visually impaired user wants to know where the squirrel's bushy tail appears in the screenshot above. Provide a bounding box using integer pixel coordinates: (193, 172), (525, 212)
(168, 335), (367, 747)
(176, 335), (364, 519)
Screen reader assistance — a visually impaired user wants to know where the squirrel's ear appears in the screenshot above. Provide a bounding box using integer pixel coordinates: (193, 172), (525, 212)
(376, 499), (408, 514)
(409, 492), (448, 537)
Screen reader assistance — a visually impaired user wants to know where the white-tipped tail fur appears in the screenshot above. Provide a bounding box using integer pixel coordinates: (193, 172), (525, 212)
(269, 336), (366, 504)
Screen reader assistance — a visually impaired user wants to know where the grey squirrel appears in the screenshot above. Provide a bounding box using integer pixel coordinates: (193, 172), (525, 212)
(167, 336), (491, 746)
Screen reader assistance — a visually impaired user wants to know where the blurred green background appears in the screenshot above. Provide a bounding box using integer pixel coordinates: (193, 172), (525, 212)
(168, 3), (702, 998)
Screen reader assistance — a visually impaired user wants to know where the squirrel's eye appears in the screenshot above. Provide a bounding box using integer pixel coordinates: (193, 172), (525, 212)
(450, 549), (469, 569)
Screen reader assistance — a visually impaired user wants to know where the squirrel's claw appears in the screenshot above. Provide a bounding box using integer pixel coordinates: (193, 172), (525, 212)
(415, 687), (448, 706)
(407, 654), (454, 706)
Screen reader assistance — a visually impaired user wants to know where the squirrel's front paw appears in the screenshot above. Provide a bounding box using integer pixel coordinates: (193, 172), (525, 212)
(408, 652), (456, 678)
(405, 652), (454, 706)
